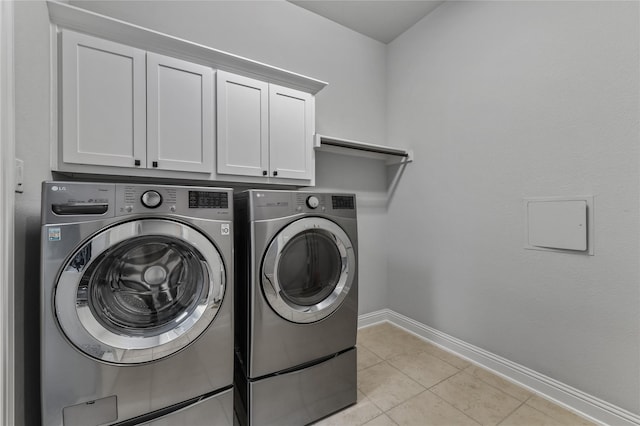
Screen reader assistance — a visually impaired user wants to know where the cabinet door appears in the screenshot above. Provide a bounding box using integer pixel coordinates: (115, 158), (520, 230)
(269, 85), (314, 180)
(61, 30), (146, 168)
(216, 71), (269, 177)
(147, 53), (214, 173)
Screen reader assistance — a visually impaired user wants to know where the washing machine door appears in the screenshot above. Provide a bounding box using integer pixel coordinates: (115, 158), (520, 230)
(55, 219), (225, 364)
(261, 217), (356, 323)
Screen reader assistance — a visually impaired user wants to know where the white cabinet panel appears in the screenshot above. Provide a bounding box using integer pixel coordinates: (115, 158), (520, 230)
(216, 71), (314, 182)
(62, 31), (146, 168)
(60, 32), (315, 184)
(269, 85), (314, 180)
(147, 53), (214, 173)
(216, 71), (269, 177)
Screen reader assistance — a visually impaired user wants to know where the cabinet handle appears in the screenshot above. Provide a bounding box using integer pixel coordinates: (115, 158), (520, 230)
(262, 170), (267, 176)
(134, 159), (141, 166)
(273, 171), (278, 177)
(152, 161), (158, 168)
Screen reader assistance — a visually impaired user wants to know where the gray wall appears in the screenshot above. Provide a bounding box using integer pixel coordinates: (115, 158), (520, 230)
(386, 0), (640, 413)
(13, 1), (389, 424)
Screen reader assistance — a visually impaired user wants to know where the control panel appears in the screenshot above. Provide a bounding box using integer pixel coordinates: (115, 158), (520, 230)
(43, 182), (233, 223)
(115, 185), (232, 219)
(293, 193), (355, 213)
(248, 190), (356, 221)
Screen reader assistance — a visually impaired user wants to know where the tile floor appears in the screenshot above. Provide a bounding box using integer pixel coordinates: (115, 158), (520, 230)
(315, 323), (595, 426)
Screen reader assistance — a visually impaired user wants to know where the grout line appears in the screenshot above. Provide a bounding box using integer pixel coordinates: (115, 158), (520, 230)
(462, 364), (533, 403)
(425, 389), (484, 426)
(384, 360), (429, 392)
(426, 366), (463, 390)
(361, 362), (427, 413)
(373, 413), (399, 426)
(495, 399), (528, 426)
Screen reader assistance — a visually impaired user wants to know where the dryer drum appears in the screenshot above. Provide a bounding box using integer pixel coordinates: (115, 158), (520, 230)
(277, 229), (342, 307)
(261, 216), (355, 324)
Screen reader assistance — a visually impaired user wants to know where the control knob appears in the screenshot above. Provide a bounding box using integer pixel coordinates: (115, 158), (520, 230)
(306, 196), (320, 209)
(141, 190), (162, 208)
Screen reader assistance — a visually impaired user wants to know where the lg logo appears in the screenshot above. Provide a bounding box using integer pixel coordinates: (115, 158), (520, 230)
(51, 186), (67, 192)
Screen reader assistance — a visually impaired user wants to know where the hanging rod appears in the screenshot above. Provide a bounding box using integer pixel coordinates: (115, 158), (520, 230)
(315, 134), (413, 162)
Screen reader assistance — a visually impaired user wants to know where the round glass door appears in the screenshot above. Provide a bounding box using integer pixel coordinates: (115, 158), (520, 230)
(55, 219), (225, 364)
(261, 217), (355, 323)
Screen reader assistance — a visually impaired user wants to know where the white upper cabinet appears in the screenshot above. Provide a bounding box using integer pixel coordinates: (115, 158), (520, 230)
(147, 53), (214, 173)
(61, 30), (146, 168)
(216, 71), (269, 177)
(269, 85), (314, 180)
(61, 30), (214, 174)
(57, 23), (320, 184)
(217, 71), (315, 182)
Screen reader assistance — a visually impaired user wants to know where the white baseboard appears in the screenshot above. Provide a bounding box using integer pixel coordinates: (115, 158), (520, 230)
(359, 309), (640, 426)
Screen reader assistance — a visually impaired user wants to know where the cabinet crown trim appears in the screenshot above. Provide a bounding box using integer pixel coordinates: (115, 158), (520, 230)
(47, 0), (328, 94)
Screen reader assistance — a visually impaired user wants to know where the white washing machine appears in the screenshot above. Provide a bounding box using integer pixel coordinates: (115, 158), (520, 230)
(234, 190), (358, 426)
(40, 181), (234, 426)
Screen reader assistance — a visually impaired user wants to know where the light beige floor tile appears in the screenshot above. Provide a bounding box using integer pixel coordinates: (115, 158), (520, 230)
(313, 392), (382, 426)
(500, 403), (564, 426)
(358, 362), (426, 411)
(357, 323), (401, 348)
(358, 323), (397, 340)
(526, 395), (595, 425)
(430, 371), (522, 425)
(388, 351), (459, 388)
(363, 414), (398, 426)
(356, 325), (589, 426)
(358, 345), (384, 371)
(420, 344), (472, 370)
(464, 365), (532, 401)
(358, 324), (471, 370)
(358, 327), (434, 360)
(387, 391), (480, 426)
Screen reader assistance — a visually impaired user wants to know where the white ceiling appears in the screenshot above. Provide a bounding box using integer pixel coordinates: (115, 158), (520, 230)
(288, 0), (445, 44)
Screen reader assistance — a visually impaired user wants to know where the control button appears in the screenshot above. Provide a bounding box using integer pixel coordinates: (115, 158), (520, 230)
(141, 190), (162, 208)
(169, 205), (176, 212)
(125, 205), (133, 213)
(306, 196), (320, 209)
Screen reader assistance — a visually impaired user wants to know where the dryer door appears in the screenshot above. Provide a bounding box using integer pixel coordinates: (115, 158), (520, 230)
(261, 217), (356, 323)
(55, 219), (225, 364)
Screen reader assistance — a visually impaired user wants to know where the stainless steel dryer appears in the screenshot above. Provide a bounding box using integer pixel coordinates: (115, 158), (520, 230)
(40, 181), (234, 426)
(234, 190), (358, 426)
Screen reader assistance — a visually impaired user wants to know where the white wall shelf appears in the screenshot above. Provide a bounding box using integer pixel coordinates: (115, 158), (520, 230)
(314, 134), (413, 164)
(47, 1), (327, 94)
